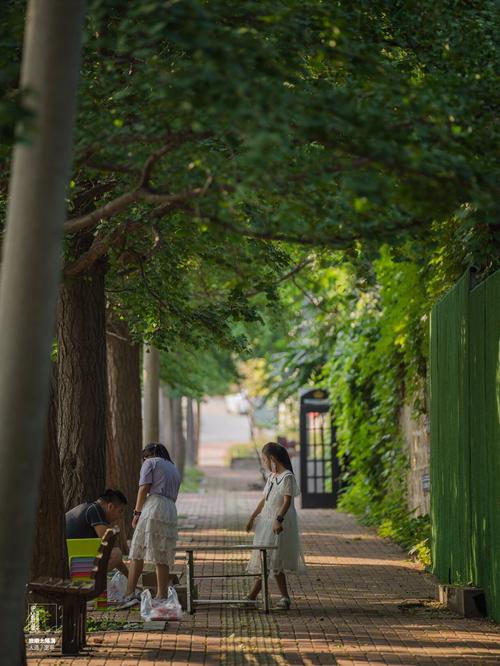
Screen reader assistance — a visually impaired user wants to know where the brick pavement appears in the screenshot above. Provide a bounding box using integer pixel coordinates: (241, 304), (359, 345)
(28, 465), (500, 666)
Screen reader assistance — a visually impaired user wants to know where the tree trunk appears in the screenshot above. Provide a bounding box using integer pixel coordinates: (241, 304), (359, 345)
(171, 397), (185, 480)
(57, 261), (107, 510)
(142, 345), (159, 444)
(0, 1), (85, 661)
(30, 366), (67, 581)
(194, 400), (201, 466)
(106, 315), (142, 543)
(186, 397), (195, 468)
(160, 385), (174, 456)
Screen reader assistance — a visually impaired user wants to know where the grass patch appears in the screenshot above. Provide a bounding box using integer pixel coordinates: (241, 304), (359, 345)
(223, 435), (271, 466)
(87, 616), (130, 632)
(224, 442), (257, 466)
(180, 466), (204, 493)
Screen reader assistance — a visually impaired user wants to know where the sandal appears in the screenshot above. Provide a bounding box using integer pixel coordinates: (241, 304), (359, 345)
(274, 596), (291, 610)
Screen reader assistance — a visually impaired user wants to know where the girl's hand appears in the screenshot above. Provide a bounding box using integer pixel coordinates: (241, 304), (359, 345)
(132, 514), (140, 530)
(272, 521), (283, 535)
(246, 516), (255, 532)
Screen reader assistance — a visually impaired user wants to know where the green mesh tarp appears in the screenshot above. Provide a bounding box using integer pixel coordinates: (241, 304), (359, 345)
(430, 269), (500, 620)
(430, 272), (472, 585)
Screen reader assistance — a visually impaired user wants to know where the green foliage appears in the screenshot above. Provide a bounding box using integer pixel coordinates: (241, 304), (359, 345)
(179, 466), (204, 493)
(0, 0), (30, 147)
(25, 605), (53, 633)
(379, 513), (432, 569)
(86, 615), (130, 632)
(323, 249), (435, 562)
(2, 0), (499, 563)
(158, 343), (239, 398)
(251, 244), (456, 564)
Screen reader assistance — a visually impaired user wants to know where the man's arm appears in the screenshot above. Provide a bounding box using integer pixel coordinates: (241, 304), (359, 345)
(94, 524), (109, 538)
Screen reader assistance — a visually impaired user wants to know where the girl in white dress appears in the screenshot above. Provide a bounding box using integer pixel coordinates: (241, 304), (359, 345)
(245, 442), (306, 609)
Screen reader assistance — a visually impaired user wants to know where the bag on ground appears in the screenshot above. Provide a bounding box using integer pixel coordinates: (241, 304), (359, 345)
(140, 587), (183, 621)
(107, 571), (128, 602)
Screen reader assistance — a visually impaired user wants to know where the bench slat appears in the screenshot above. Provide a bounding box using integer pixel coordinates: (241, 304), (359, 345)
(179, 545), (278, 552)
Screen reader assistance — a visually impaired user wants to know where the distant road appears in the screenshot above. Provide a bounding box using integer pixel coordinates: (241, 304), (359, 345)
(199, 396), (252, 466)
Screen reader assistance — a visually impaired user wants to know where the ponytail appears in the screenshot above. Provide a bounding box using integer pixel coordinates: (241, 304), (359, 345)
(261, 441), (294, 474)
(143, 442), (173, 463)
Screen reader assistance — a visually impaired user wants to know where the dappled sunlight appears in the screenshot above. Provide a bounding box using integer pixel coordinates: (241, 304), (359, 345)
(28, 473), (500, 665)
(303, 554), (417, 568)
(301, 530), (379, 540)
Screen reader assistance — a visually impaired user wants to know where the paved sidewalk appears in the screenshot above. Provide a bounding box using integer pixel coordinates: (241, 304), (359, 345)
(28, 466), (500, 665)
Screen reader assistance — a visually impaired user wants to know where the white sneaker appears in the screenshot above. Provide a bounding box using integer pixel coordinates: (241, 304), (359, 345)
(116, 593), (140, 610)
(274, 597), (291, 610)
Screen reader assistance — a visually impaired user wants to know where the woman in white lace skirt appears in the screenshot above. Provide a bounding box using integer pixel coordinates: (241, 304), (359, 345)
(119, 443), (181, 608)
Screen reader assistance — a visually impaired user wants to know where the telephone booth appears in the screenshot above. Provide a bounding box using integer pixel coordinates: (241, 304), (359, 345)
(299, 388), (339, 509)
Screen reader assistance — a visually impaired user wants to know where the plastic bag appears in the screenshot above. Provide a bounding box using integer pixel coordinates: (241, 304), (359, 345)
(140, 587), (183, 621)
(107, 571), (128, 602)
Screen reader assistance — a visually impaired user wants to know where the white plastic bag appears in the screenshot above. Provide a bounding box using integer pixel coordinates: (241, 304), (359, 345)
(140, 587), (183, 621)
(140, 588), (154, 620)
(108, 571), (128, 602)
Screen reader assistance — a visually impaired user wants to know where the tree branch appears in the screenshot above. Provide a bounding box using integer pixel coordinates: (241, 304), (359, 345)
(65, 133), (212, 235)
(137, 257), (168, 309)
(245, 257), (315, 297)
(64, 190), (139, 235)
(70, 180), (118, 211)
(86, 161), (140, 176)
(291, 275), (330, 312)
(209, 217), (352, 247)
(63, 221), (137, 276)
(106, 329), (129, 342)
(149, 176), (214, 217)
(209, 215), (428, 247)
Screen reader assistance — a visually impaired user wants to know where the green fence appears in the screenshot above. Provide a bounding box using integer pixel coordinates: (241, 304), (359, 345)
(430, 269), (500, 620)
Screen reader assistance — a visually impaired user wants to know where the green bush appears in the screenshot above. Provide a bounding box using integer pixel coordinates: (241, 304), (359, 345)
(324, 247), (433, 566)
(180, 467), (204, 493)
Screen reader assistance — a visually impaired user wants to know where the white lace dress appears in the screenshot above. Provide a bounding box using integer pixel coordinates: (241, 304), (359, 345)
(247, 471), (306, 575)
(129, 494), (177, 567)
(128, 458), (179, 567)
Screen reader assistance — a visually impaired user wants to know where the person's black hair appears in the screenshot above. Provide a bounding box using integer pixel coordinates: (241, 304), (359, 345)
(261, 441), (294, 474)
(98, 489), (127, 505)
(142, 442), (173, 463)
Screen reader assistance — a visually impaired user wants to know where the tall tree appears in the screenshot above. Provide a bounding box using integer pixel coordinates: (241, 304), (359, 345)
(57, 259), (108, 509)
(106, 314), (142, 538)
(30, 366), (67, 582)
(160, 384), (173, 452)
(143, 345), (160, 443)
(0, 1), (85, 661)
(171, 397), (186, 479)
(185, 397), (195, 467)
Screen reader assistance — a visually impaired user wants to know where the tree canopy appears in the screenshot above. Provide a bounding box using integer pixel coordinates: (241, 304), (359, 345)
(1, 0), (498, 408)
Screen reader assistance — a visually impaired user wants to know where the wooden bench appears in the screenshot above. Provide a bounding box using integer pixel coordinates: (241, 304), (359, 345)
(181, 545), (277, 614)
(27, 527), (117, 655)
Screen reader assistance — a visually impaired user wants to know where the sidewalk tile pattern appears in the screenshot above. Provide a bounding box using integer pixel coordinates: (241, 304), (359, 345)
(28, 468), (500, 665)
